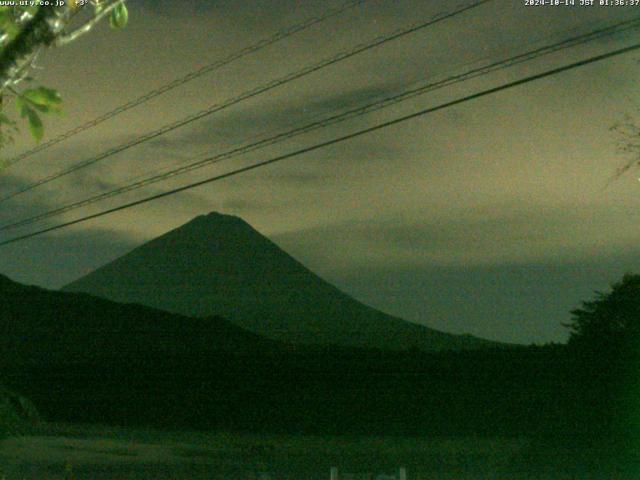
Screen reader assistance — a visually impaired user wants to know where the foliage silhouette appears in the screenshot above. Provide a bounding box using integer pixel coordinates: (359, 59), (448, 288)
(557, 273), (640, 469)
(567, 273), (640, 353)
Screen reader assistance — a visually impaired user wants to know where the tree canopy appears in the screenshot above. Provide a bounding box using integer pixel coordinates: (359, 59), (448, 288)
(0, 1), (128, 151)
(566, 273), (640, 353)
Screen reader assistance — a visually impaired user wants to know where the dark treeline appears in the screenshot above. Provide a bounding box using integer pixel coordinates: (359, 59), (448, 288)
(1, 272), (638, 459)
(0, 345), (623, 439)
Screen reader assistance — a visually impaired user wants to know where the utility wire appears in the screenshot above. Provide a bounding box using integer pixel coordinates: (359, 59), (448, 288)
(1, 17), (638, 232)
(0, 0), (491, 204)
(0, 0), (367, 170)
(1, 41), (638, 247)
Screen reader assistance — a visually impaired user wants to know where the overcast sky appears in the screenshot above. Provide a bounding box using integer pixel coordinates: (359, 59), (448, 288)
(0, 0), (638, 344)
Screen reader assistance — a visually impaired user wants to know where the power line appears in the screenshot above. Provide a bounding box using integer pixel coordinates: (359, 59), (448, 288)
(0, 0), (367, 171)
(0, 0), (491, 204)
(1, 41), (638, 247)
(2, 16), (638, 233)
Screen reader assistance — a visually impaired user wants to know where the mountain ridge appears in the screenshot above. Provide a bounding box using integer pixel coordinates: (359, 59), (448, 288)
(0, 271), (279, 367)
(64, 212), (496, 351)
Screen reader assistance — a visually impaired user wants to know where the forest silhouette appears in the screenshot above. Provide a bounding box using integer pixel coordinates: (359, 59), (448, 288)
(0, 273), (638, 473)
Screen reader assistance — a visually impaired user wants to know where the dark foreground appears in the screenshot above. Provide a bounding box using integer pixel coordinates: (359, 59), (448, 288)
(2, 423), (638, 480)
(2, 272), (639, 477)
(3, 345), (640, 478)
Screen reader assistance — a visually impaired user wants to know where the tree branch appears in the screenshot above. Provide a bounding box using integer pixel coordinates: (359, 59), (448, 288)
(0, 5), (76, 94)
(55, 0), (124, 47)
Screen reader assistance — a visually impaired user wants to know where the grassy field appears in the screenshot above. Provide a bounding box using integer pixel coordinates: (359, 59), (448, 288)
(0, 423), (531, 479)
(2, 422), (635, 479)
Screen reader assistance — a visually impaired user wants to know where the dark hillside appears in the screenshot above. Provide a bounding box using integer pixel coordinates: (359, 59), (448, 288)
(1, 273), (625, 446)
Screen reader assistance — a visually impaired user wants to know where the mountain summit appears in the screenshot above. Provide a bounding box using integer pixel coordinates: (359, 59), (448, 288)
(64, 212), (492, 350)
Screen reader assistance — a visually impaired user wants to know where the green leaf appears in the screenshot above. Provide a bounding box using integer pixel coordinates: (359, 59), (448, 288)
(22, 87), (62, 109)
(109, 3), (128, 29)
(24, 106), (43, 142)
(0, 11), (19, 39)
(0, 112), (17, 128)
(0, 7), (31, 40)
(15, 96), (27, 117)
(28, 102), (54, 114)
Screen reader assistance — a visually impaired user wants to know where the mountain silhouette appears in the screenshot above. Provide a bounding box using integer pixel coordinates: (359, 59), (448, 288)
(0, 272), (276, 367)
(64, 212), (493, 351)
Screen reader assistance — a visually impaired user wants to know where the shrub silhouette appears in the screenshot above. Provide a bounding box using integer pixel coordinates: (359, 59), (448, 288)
(564, 273), (640, 462)
(566, 273), (640, 354)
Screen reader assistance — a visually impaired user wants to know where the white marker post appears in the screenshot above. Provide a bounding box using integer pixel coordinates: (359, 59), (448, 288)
(330, 467), (339, 480)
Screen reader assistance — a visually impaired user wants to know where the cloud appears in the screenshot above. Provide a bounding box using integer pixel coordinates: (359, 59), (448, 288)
(324, 254), (640, 344)
(0, 175), (138, 288)
(271, 202), (640, 272)
(0, 226), (138, 289)
(153, 82), (406, 152)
